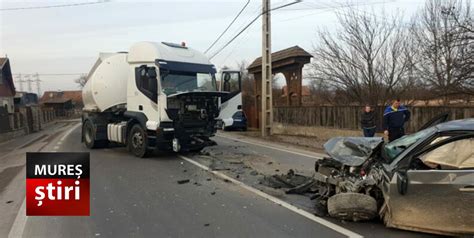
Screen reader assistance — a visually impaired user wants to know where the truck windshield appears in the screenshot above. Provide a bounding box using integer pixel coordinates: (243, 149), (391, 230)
(161, 71), (217, 95)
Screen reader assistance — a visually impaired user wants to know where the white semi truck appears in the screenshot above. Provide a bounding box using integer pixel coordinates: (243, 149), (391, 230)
(81, 41), (226, 157)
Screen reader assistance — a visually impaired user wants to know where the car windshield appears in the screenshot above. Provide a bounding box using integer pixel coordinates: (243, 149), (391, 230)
(384, 127), (437, 160)
(161, 71), (217, 95)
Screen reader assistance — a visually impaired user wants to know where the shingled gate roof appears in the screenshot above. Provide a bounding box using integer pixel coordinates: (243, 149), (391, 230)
(247, 46), (312, 70)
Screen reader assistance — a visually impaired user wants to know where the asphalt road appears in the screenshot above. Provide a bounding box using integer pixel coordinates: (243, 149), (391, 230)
(1, 122), (440, 238)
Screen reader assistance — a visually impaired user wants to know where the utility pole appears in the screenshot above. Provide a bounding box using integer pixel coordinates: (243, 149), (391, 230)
(261, 0), (273, 137)
(24, 74), (33, 92)
(15, 74), (24, 91)
(34, 73), (41, 96)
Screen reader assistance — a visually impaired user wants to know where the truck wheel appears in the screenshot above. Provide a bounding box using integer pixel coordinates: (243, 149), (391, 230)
(327, 193), (377, 222)
(128, 124), (149, 158)
(83, 120), (108, 149)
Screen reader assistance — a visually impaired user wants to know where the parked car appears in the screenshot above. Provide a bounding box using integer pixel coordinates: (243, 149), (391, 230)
(313, 115), (474, 236)
(220, 110), (247, 131)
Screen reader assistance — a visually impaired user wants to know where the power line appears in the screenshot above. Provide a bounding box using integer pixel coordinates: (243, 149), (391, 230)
(13, 73), (85, 76)
(204, 0), (251, 54)
(276, 1), (390, 22)
(221, 3), (263, 65)
(209, 0), (302, 60)
(0, 0), (110, 11)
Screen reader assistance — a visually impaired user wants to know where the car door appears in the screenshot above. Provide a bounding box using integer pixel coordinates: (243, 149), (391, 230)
(386, 135), (474, 235)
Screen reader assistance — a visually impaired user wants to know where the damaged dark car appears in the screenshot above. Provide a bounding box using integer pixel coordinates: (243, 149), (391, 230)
(313, 115), (474, 236)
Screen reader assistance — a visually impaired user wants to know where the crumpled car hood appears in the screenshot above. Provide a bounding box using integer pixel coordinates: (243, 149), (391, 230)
(324, 137), (384, 166)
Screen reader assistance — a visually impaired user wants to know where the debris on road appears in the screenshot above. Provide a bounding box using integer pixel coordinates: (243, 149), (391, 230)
(260, 169), (316, 195)
(177, 179), (190, 184)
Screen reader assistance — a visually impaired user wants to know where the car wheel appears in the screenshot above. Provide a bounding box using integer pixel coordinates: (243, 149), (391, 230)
(83, 120), (108, 149)
(327, 193), (377, 222)
(128, 124), (150, 158)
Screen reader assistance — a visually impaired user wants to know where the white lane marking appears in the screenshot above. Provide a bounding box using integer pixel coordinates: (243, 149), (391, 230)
(178, 155), (362, 238)
(60, 123), (81, 142)
(8, 122), (81, 238)
(216, 134), (325, 159)
(53, 146), (60, 150)
(7, 197), (26, 238)
(57, 141), (62, 145)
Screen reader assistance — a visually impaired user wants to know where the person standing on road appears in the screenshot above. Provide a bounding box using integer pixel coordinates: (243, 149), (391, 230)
(383, 99), (411, 142)
(361, 105), (376, 137)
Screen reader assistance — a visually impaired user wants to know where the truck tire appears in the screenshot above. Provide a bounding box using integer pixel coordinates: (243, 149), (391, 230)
(327, 193), (377, 222)
(83, 120), (108, 149)
(128, 124), (150, 158)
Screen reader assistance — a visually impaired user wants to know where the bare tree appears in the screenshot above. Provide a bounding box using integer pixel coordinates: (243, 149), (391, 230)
(410, 0), (473, 101)
(307, 78), (336, 105)
(309, 8), (415, 106)
(236, 61), (256, 108)
(310, 8), (412, 105)
(74, 74), (88, 88)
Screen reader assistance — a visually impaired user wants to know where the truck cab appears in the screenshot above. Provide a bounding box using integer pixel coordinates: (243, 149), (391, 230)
(217, 70), (247, 131)
(82, 42), (226, 157)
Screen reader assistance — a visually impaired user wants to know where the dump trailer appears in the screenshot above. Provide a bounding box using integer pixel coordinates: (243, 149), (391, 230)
(81, 41), (226, 157)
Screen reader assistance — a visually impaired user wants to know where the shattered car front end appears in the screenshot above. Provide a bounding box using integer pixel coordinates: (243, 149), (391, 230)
(312, 119), (474, 236)
(312, 137), (386, 221)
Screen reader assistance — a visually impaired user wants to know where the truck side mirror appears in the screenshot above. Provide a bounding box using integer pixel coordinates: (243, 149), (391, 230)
(396, 172), (408, 195)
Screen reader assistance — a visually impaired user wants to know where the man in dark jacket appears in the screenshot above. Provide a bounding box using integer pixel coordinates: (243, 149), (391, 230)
(361, 105), (376, 137)
(383, 99), (411, 142)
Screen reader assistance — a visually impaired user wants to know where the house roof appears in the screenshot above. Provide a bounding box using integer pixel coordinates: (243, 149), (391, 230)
(0, 58), (7, 68)
(40, 90), (82, 105)
(248, 46), (312, 70)
(42, 98), (72, 104)
(0, 57), (16, 97)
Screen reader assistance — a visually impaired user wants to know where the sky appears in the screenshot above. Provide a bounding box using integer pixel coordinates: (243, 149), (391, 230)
(0, 0), (428, 95)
